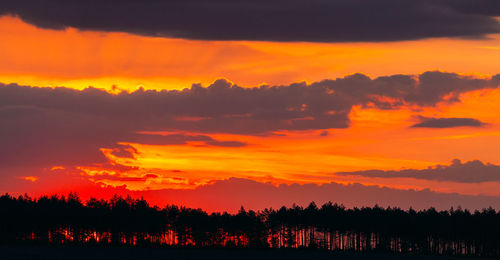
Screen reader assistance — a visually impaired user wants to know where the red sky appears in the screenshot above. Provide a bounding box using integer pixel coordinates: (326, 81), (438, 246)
(1, 3), (500, 212)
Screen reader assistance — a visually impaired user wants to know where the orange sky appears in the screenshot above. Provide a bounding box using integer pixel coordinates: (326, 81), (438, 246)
(2, 15), (500, 91)
(2, 15), (500, 205)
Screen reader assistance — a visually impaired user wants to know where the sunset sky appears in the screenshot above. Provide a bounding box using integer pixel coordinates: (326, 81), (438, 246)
(2, 0), (500, 212)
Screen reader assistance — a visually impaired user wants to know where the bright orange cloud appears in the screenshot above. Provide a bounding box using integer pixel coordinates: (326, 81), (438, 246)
(20, 176), (39, 182)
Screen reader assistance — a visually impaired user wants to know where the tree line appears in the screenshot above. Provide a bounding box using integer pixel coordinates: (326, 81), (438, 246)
(0, 193), (499, 257)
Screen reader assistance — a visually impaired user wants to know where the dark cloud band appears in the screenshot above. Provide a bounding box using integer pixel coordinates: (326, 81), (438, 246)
(0, 71), (499, 170)
(1, 0), (500, 42)
(336, 159), (500, 183)
(412, 117), (486, 128)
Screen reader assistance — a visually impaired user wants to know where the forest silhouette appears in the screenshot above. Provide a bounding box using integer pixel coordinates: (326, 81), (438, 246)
(0, 193), (499, 257)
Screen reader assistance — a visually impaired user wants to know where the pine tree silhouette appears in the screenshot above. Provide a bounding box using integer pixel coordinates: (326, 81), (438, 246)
(0, 193), (499, 257)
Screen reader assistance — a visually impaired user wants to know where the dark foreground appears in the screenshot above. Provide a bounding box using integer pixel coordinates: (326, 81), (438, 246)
(3, 195), (500, 257)
(0, 245), (490, 260)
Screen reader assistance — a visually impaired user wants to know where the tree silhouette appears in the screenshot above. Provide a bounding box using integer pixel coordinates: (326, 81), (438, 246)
(0, 193), (499, 257)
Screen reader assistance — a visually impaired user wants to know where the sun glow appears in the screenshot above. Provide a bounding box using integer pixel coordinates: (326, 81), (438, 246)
(20, 176), (39, 182)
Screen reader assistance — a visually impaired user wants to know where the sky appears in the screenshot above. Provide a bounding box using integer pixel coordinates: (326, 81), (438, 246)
(1, 0), (500, 212)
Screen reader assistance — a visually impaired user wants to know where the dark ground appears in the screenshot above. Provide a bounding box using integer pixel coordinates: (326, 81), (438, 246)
(0, 245), (490, 260)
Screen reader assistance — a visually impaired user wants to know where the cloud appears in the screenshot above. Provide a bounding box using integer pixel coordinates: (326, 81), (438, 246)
(412, 116), (486, 128)
(0, 71), (499, 172)
(336, 159), (500, 183)
(1, 0), (500, 42)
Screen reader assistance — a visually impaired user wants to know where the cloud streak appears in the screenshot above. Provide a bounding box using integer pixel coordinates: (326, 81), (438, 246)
(1, 0), (500, 42)
(412, 117), (486, 128)
(336, 159), (500, 183)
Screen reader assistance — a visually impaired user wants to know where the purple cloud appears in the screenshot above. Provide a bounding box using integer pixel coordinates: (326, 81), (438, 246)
(1, 0), (500, 42)
(412, 117), (486, 128)
(336, 159), (500, 183)
(0, 71), (499, 177)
